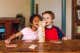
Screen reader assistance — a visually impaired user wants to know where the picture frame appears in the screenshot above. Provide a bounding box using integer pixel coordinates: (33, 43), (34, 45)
(77, 10), (80, 20)
(77, 0), (80, 5)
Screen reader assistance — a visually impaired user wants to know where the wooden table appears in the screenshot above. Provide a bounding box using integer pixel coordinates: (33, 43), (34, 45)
(0, 40), (80, 53)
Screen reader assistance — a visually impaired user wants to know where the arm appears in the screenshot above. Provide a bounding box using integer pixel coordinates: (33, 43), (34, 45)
(5, 32), (22, 44)
(56, 27), (67, 40)
(54, 26), (65, 40)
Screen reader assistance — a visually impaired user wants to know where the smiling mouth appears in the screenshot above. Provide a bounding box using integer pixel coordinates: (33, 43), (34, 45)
(36, 24), (38, 26)
(35, 24), (39, 27)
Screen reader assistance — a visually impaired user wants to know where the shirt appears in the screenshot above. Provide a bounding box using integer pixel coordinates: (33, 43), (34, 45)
(20, 27), (38, 40)
(45, 26), (64, 41)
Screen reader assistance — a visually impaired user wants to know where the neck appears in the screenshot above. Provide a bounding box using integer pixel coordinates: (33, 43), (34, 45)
(31, 26), (37, 31)
(46, 24), (53, 29)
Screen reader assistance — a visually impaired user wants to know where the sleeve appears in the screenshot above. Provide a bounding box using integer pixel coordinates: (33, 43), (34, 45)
(55, 27), (65, 40)
(20, 27), (28, 35)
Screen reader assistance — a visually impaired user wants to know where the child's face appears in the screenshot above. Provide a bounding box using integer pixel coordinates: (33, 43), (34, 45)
(42, 13), (53, 26)
(32, 16), (40, 28)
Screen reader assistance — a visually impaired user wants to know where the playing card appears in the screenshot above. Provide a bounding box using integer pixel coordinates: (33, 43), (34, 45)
(28, 44), (37, 49)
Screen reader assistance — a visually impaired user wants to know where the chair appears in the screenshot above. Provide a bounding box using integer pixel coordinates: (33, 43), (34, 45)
(0, 26), (5, 40)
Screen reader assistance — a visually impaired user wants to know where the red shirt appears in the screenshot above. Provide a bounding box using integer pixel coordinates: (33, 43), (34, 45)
(45, 27), (59, 41)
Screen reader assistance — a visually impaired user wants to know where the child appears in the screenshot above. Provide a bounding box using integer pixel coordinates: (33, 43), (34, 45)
(42, 11), (67, 41)
(5, 14), (42, 44)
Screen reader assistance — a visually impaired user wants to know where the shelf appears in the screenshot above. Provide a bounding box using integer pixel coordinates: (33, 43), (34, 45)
(72, 0), (80, 39)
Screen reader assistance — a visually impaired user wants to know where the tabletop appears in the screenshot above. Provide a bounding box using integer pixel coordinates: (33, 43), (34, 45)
(0, 40), (80, 53)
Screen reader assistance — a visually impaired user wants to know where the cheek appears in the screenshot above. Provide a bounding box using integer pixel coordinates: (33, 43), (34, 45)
(32, 21), (35, 24)
(46, 18), (52, 22)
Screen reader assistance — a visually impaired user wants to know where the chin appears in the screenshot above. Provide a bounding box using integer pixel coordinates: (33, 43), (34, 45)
(35, 27), (38, 29)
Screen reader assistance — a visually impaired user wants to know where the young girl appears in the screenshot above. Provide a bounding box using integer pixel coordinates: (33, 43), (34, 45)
(5, 14), (42, 44)
(42, 11), (67, 41)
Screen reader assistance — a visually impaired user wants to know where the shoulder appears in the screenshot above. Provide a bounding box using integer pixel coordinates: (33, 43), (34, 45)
(52, 26), (60, 30)
(22, 27), (31, 30)
(20, 27), (31, 32)
(52, 26), (63, 33)
(53, 25), (65, 37)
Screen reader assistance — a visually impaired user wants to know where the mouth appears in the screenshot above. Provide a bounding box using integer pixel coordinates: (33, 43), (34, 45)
(34, 24), (39, 27)
(36, 24), (38, 26)
(46, 22), (48, 24)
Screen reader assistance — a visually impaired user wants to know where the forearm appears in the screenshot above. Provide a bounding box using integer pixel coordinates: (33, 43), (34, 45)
(5, 34), (17, 44)
(7, 32), (22, 41)
(7, 34), (17, 41)
(5, 32), (22, 44)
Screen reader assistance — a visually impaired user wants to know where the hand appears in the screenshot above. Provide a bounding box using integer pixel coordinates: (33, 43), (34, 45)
(42, 21), (46, 27)
(49, 40), (62, 44)
(62, 37), (68, 40)
(5, 44), (17, 48)
(5, 39), (11, 44)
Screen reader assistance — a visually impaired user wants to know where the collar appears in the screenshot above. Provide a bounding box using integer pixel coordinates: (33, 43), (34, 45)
(46, 24), (53, 29)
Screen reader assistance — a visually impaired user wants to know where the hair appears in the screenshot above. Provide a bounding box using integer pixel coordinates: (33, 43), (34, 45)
(29, 14), (42, 24)
(42, 11), (55, 19)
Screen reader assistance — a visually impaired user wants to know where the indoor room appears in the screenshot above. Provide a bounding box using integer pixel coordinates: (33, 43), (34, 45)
(0, 0), (80, 53)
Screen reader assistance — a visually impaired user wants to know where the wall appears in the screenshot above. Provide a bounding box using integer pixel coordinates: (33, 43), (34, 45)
(66, 0), (72, 39)
(0, 0), (72, 39)
(0, 0), (31, 26)
(35, 0), (62, 28)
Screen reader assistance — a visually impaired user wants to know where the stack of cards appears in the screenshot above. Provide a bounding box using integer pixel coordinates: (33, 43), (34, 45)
(38, 21), (45, 42)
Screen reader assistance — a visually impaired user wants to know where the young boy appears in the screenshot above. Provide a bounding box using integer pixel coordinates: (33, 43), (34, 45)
(42, 11), (67, 41)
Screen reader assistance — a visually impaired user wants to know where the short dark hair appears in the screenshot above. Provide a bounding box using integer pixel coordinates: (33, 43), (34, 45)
(29, 14), (42, 24)
(42, 11), (55, 19)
